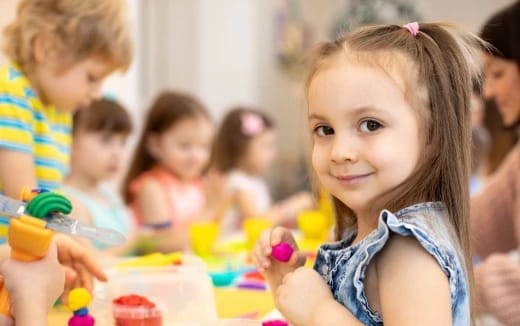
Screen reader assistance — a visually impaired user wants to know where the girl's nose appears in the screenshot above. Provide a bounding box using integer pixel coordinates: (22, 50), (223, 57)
(330, 137), (358, 163)
(91, 83), (103, 100)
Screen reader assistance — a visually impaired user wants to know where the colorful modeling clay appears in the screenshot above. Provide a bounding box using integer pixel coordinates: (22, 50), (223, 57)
(68, 288), (92, 311)
(69, 315), (95, 326)
(271, 242), (294, 262)
(68, 288), (95, 326)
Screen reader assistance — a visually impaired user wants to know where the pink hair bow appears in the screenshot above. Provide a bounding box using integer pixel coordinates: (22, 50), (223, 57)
(241, 112), (264, 136)
(403, 22), (419, 36)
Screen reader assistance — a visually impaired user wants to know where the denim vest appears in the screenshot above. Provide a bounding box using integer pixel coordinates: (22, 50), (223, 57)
(313, 202), (470, 325)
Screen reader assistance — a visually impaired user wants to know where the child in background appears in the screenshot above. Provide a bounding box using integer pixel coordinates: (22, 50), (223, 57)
(0, 0), (131, 291)
(211, 107), (312, 236)
(253, 22), (482, 325)
(63, 98), (135, 255)
(0, 242), (64, 326)
(0, 0), (132, 198)
(122, 91), (225, 252)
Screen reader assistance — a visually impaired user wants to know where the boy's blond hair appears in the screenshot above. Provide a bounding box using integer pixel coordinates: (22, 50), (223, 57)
(3, 0), (132, 72)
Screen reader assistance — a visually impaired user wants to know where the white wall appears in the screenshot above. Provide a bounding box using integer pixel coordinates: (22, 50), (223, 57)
(196, 0), (259, 119)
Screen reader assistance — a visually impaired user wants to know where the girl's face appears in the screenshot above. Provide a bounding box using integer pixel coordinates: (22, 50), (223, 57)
(149, 116), (213, 180)
(482, 53), (520, 127)
(240, 129), (277, 175)
(308, 60), (422, 215)
(70, 131), (128, 181)
(34, 56), (112, 112)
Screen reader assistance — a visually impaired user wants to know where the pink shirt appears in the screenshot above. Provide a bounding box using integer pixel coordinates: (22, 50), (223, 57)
(130, 167), (206, 229)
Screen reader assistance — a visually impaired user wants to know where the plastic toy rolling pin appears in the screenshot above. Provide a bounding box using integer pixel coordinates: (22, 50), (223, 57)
(0, 188), (126, 317)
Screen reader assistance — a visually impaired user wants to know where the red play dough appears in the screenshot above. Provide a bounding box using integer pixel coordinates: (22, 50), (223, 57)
(113, 294), (162, 326)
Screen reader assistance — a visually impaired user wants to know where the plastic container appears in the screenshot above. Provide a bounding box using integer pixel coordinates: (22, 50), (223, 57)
(91, 254), (217, 325)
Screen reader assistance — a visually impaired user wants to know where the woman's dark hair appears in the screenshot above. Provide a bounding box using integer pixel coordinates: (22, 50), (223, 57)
(480, 1), (520, 65)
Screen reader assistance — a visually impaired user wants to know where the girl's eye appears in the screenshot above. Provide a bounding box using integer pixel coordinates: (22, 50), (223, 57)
(314, 125), (334, 137)
(491, 70), (503, 79)
(359, 119), (382, 133)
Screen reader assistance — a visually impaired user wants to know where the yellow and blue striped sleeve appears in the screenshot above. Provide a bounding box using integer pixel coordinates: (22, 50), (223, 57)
(0, 93), (34, 153)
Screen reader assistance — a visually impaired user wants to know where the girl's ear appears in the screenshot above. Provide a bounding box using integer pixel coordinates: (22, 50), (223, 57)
(32, 32), (56, 64)
(145, 133), (161, 160)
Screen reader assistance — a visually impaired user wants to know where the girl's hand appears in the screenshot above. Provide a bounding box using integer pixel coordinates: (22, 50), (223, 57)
(275, 267), (333, 326)
(251, 227), (306, 290)
(0, 242), (65, 313)
(54, 234), (108, 300)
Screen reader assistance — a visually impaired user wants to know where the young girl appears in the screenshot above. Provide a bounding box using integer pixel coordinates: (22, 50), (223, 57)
(253, 22), (482, 325)
(211, 107), (312, 236)
(122, 91), (224, 252)
(0, 0), (130, 292)
(63, 98), (135, 255)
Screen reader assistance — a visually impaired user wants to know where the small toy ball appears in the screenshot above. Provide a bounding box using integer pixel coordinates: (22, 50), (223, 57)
(68, 288), (92, 311)
(262, 319), (289, 326)
(271, 242), (294, 262)
(68, 314), (95, 326)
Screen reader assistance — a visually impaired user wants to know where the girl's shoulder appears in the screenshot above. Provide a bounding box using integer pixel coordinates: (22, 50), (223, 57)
(367, 234), (454, 324)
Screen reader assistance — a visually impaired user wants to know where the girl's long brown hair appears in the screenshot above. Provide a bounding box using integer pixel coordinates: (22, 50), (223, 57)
(122, 91), (209, 203)
(306, 22), (483, 319)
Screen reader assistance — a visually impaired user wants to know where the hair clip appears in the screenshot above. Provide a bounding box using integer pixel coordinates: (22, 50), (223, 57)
(241, 112), (264, 136)
(403, 22), (420, 36)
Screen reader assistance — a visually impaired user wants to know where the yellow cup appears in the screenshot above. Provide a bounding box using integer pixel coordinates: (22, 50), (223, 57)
(243, 218), (273, 249)
(297, 210), (328, 241)
(189, 221), (219, 257)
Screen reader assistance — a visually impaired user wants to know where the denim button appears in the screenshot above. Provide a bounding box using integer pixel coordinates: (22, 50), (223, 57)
(322, 265), (329, 274)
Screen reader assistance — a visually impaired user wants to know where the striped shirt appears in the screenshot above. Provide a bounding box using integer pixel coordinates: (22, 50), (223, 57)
(0, 63), (72, 192)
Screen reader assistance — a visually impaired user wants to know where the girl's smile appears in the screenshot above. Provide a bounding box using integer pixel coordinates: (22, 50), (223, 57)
(333, 172), (375, 187)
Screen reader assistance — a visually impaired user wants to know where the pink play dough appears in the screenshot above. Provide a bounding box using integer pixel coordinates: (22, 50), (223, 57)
(271, 242), (294, 262)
